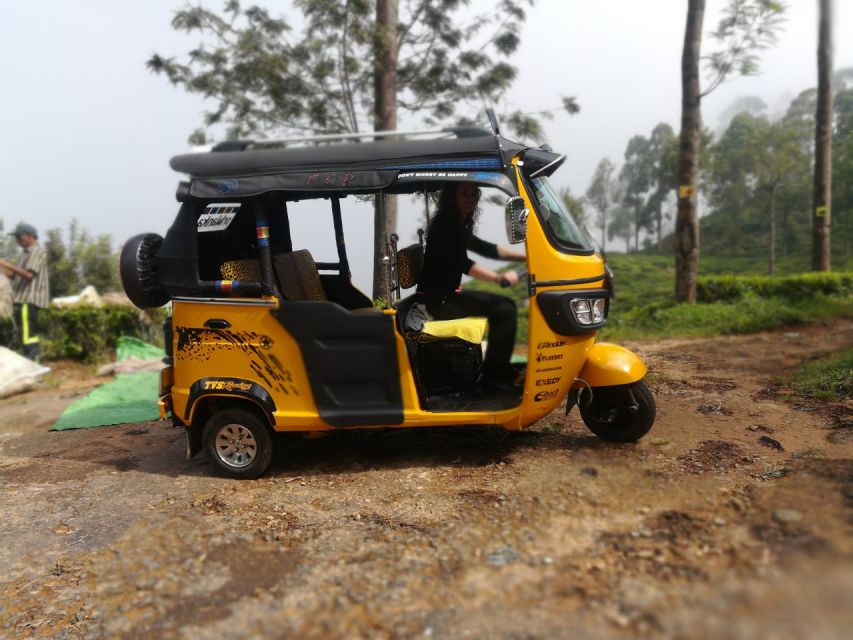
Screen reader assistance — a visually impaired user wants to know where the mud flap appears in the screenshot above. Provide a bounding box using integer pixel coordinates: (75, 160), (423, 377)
(185, 426), (203, 460)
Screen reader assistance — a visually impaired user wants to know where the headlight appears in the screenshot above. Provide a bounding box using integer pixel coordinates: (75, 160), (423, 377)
(593, 298), (606, 323)
(570, 297), (608, 326)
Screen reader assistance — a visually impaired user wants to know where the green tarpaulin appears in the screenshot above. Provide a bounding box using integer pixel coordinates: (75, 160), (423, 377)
(50, 337), (164, 431)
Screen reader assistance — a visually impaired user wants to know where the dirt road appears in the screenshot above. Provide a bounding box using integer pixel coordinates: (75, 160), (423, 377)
(1, 321), (852, 639)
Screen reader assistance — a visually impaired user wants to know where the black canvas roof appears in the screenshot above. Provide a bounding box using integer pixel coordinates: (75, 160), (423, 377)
(171, 136), (522, 177)
(170, 134), (562, 199)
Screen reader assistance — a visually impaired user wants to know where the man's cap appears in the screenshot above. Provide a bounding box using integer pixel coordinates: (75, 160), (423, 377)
(8, 223), (37, 238)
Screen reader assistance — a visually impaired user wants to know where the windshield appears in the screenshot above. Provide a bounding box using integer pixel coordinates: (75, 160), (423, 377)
(529, 177), (591, 252)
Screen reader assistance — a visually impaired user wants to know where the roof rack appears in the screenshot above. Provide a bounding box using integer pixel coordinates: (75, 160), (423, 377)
(210, 125), (492, 153)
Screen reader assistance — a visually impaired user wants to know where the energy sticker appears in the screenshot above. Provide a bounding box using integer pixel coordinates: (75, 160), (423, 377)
(198, 203), (240, 232)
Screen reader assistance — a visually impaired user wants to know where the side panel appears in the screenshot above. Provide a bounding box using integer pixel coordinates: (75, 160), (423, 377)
(512, 166), (604, 428)
(170, 298), (324, 430)
(274, 302), (404, 427)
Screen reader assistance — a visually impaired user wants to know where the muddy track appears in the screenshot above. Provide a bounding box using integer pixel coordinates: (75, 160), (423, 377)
(1, 320), (851, 639)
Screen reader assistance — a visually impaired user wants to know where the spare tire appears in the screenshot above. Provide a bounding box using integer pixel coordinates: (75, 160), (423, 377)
(120, 233), (170, 309)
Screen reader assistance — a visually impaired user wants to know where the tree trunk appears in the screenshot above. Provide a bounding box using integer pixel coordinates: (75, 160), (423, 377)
(634, 206), (640, 252)
(601, 210), (607, 253)
(782, 205), (790, 258)
(812, 0), (833, 272)
(657, 208), (663, 252)
(674, 0), (704, 303)
(768, 186), (777, 276)
(372, 0), (399, 299)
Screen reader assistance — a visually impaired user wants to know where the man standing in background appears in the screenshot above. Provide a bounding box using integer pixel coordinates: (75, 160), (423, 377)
(0, 223), (49, 361)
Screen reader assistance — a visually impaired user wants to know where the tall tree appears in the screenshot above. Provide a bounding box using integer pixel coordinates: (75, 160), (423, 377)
(559, 187), (587, 228)
(148, 0), (548, 296)
(585, 158), (616, 253)
(645, 123), (679, 250)
(675, 0), (786, 302)
(812, 0), (833, 271)
(372, 0), (399, 297)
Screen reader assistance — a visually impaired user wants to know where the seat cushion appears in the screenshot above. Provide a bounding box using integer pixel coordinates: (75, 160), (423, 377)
(421, 317), (488, 344)
(273, 250), (328, 301)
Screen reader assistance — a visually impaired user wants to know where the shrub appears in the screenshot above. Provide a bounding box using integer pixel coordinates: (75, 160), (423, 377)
(42, 306), (167, 363)
(697, 272), (853, 303)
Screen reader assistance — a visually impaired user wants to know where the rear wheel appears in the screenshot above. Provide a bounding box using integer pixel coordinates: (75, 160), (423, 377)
(579, 380), (655, 443)
(120, 233), (169, 309)
(203, 408), (273, 479)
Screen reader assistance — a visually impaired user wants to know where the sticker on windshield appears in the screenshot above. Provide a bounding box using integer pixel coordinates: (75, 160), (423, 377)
(198, 203), (240, 232)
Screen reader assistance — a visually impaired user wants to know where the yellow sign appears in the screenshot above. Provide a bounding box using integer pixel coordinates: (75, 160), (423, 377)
(679, 185), (695, 199)
(816, 206), (829, 217)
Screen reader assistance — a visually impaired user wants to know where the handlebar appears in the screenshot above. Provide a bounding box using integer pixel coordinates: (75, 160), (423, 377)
(499, 270), (528, 288)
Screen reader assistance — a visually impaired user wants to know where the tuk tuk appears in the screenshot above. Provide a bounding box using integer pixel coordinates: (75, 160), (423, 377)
(120, 116), (655, 479)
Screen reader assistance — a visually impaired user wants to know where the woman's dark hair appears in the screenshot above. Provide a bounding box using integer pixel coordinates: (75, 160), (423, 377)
(431, 182), (481, 237)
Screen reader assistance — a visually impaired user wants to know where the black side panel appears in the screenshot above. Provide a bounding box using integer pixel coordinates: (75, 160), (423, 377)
(319, 275), (373, 310)
(155, 202), (200, 295)
(274, 302), (403, 427)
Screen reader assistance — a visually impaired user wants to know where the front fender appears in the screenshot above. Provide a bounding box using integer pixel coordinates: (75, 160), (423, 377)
(578, 342), (647, 387)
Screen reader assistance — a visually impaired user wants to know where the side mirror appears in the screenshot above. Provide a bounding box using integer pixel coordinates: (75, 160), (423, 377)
(505, 196), (528, 244)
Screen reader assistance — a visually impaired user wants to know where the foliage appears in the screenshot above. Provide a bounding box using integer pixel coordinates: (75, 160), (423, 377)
(585, 158), (616, 252)
(41, 306), (166, 363)
(147, 0), (568, 142)
(601, 294), (853, 342)
(702, 0), (788, 97)
(790, 348), (853, 401)
(43, 219), (120, 297)
(696, 272), (853, 303)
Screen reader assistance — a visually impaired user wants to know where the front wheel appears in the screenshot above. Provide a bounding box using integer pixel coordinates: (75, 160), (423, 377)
(579, 380), (655, 443)
(203, 408), (274, 479)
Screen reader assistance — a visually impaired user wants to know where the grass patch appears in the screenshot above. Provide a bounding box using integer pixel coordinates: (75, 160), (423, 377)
(600, 295), (853, 341)
(789, 349), (853, 401)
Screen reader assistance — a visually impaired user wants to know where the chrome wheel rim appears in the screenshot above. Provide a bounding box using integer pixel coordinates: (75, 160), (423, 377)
(214, 424), (257, 468)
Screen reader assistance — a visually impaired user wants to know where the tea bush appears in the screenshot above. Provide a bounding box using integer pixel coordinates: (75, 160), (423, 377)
(41, 306), (167, 363)
(697, 272), (853, 303)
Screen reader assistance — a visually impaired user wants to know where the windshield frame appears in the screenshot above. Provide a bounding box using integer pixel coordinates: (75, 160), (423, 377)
(525, 176), (594, 255)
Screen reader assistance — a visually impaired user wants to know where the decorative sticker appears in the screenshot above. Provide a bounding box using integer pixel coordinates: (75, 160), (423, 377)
(198, 203), (240, 232)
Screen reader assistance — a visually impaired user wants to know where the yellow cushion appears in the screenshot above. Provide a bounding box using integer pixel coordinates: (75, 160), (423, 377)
(422, 317), (488, 344)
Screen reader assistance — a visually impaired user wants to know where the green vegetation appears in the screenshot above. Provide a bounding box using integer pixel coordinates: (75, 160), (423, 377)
(790, 349), (853, 401)
(468, 253), (852, 343)
(42, 306), (166, 363)
(601, 253), (853, 341)
(603, 294), (853, 341)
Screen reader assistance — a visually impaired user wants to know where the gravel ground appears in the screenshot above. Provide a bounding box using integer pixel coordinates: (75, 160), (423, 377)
(1, 320), (852, 639)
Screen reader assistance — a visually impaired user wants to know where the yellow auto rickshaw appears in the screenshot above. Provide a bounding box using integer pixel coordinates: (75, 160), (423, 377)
(121, 115), (654, 478)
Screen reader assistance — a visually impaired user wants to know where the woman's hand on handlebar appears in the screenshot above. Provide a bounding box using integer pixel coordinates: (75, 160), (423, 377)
(498, 269), (520, 288)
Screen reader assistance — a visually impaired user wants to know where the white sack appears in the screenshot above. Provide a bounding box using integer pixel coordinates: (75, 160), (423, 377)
(0, 346), (50, 398)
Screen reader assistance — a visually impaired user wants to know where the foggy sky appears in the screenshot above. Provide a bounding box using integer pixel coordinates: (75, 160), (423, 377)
(1, 0), (850, 292)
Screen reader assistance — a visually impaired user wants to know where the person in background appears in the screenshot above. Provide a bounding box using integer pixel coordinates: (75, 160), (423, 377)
(0, 223), (50, 361)
(0, 272), (13, 347)
(416, 182), (526, 394)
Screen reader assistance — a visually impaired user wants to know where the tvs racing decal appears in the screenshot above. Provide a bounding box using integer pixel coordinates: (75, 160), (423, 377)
(203, 379), (252, 392)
